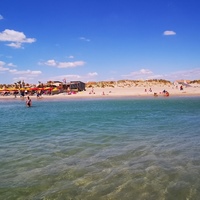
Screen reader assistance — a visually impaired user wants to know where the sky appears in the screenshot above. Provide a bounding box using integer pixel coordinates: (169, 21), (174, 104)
(0, 0), (200, 84)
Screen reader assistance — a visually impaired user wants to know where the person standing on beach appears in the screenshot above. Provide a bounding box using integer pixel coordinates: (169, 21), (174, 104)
(26, 96), (32, 107)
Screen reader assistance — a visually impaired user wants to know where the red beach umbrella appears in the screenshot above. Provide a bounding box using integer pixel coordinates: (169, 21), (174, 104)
(30, 87), (40, 91)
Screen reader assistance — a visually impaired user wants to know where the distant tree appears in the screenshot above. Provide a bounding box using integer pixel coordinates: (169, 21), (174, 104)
(22, 80), (25, 87)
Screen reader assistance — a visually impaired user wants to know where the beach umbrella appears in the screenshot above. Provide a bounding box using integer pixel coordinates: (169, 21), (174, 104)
(30, 87), (40, 91)
(1, 89), (9, 92)
(7, 88), (18, 91)
(52, 88), (58, 91)
(44, 87), (53, 90)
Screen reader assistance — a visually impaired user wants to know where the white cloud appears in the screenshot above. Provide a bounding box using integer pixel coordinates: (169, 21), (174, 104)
(9, 69), (17, 73)
(11, 70), (42, 83)
(13, 76), (35, 82)
(145, 74), (164, 79)
(88, 72), (98, 77)
(163, 30), (176, 36)
(6, 42), (22, 49)
(50, 72), (99, 83)
(0, 66), (9, 71)
(44, 59), (57, 66)
(31, 71), (42, 75)
(68, 55), (74, 59)
(0, 15), (3, 20)
(122, 67), (200, 81)
(41, 59), (85, 68)
(9, 69), (42, 75)
(139, 69), (153, 74)
(0, 61), (6, 66)
(58, 61), (85, 68)
(0, 61), (9, 72)
(51, 74), (81, 81)
(0, 29), (36, 48)
(167, 68), (200, 80)
(79, 37), (90, 42)
(0, 60), (42, 82)
(130, 69), (153, 76)
(122, 68), (155, 80)
(7, 63), (17, 67)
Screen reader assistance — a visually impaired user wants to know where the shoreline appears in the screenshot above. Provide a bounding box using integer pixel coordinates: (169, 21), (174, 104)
(1, 86), (200, 101)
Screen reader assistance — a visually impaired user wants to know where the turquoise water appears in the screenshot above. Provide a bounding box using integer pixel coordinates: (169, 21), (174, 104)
(0, 97), (200, 200)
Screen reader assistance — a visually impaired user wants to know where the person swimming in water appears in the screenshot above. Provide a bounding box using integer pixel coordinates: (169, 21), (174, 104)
(26, 96), (32, 107)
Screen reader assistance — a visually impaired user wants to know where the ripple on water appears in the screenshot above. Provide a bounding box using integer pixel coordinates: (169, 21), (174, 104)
(0, 98), (200, 199)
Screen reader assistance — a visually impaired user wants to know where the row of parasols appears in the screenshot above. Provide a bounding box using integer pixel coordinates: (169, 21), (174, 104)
(0, 86), (61, 92)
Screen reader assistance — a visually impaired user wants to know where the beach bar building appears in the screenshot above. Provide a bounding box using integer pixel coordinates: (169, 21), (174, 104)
(62, 81), (85, 92)
(69, 81), (86, 92)
(63, 81), (85, 92)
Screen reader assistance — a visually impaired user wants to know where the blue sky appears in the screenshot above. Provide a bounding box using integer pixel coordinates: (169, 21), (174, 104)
(0, 0), (200, 84)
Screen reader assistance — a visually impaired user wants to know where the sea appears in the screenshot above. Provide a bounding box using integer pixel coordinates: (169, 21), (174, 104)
(0, 96), (200, 200)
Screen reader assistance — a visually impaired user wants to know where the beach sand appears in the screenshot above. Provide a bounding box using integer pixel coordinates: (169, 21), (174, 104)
(1, 84), (200, 101)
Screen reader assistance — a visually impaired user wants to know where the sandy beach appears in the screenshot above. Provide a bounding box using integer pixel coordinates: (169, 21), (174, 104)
(1, 84), (200, 101)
